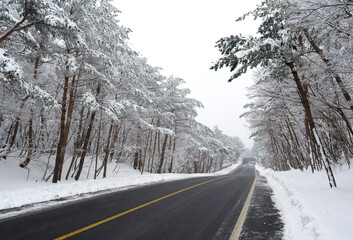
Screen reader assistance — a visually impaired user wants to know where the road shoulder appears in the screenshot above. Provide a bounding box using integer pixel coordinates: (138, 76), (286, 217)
(239, 173), (284, 240)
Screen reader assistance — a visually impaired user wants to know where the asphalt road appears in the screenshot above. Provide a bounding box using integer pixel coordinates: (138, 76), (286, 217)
(0, 164), (255, 240)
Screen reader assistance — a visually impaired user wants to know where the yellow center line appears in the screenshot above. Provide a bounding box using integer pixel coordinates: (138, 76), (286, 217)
(53, 176), (225, 240)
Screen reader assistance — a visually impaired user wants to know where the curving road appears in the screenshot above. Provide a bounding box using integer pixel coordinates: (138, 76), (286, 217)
(0, 163), (255, 240)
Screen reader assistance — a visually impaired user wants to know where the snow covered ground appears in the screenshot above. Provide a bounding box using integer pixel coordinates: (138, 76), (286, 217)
(0, 156), (239, 217)
(257, 164), (353, 240)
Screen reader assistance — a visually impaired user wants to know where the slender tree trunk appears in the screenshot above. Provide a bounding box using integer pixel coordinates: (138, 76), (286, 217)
(74, 84), (100, 181)
(157, 131), (161, 158)
(94, 111), (102, 179)
(141, 129), (152, 175)
(133, 152), (139, 170)
(286, 61), (336, 187)
(109, 124), (120, 162)
(53, 50), (70, 183)
(147, 131), (153, 173)
(150, 131), (158, 172)
(157, 134), (168, 173)
(102, 120), (114, 178)
(133, 124), (142, 169)
(138, 150), (142, 171)
(108, 94), (120, 162)
(74, 111), (96, 180)
(165, 134), (172, 172)
(286, 62), (316, 131)
(58, 73), (78, 179)
(168, 134), (176, 173)
(65, 107), (84, 180)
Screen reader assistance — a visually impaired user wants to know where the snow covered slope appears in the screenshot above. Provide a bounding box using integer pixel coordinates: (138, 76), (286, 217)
(257, 165), (353, 240)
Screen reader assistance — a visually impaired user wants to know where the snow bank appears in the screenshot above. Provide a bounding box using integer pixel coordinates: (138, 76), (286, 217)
(0, 158), (239, 212)
(257, 165), (353, 240)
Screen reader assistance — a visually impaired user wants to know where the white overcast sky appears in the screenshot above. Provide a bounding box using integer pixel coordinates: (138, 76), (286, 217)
(112, 0), (261, 148)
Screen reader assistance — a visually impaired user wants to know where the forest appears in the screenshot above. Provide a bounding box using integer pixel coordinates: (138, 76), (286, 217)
(212, 0), (353, 187)
(0, 0), (245, 183)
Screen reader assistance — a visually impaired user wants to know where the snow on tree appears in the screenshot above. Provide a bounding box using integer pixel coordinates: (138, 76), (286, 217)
(0, 0), (245, 183)
(212, 0), (353, 187)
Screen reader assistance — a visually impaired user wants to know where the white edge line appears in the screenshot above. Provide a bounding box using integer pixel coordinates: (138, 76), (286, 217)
(229, 169), (257, 240)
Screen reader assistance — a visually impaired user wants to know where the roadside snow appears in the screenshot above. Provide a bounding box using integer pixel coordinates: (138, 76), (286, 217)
(0, 158), (239, 213)
(257, 165), (353, 240)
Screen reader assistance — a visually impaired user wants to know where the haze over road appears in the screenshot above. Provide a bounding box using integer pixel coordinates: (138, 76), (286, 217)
(0, 163), (255, 240)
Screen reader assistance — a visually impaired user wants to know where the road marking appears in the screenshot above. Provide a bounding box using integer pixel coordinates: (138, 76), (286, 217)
(229, 168), (257, 240)
(53, 177), (224, 240)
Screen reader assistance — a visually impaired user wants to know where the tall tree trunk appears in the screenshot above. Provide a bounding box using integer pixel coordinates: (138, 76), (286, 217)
(286, 61), (336, 187)
(94, 111), (102, 179)
(131, 151), (138, 169)
(147, 131), (153, 173)
(168, 134), (177, 173)
(58, 73), (78, 179)
(53, 50), (70, 183)
(286, 62), (316, 132)
(150, 131), (158, 172)
(157, 131), (161, 158)
(74, 84), (100, 181)
(138, 149), (143, 171)
(102, 120), (114, 178)
(141, 129), (152, 175)
(109, 124), (120, 162)
(74, 111), (96, 180)
(157, 134), (168, 173)
(133, 124), (142, 169)
(65, 107), (84, 180)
